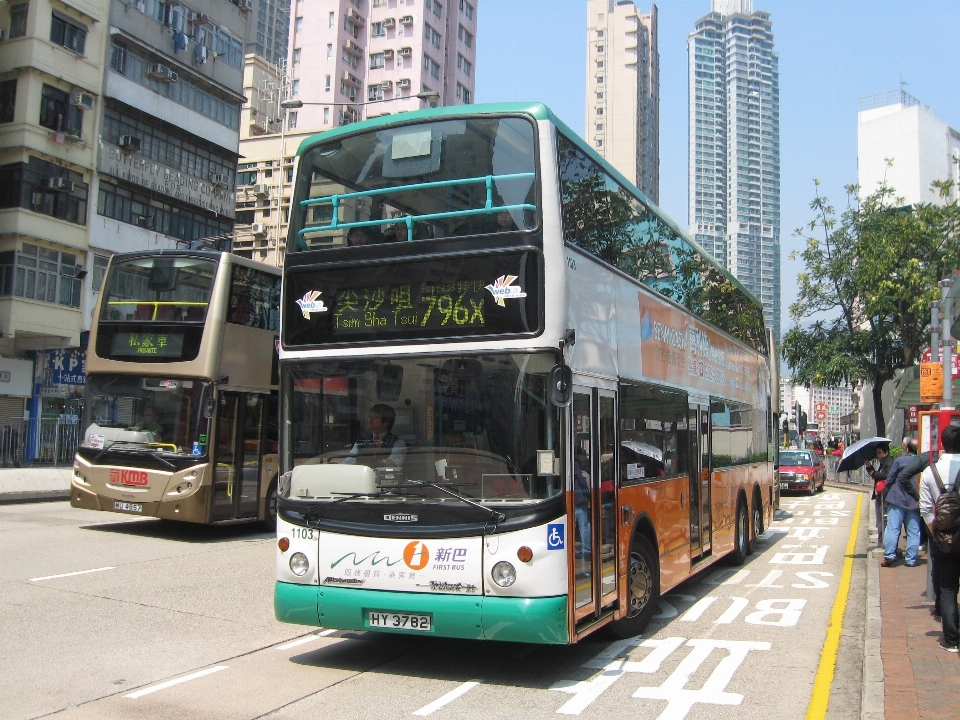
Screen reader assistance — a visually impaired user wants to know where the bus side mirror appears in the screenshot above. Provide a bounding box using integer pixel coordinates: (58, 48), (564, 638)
(549, 365), (572, 407)
(203, 397), (216, 419)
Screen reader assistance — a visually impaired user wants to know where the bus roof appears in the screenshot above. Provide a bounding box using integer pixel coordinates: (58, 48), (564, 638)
(294, 101), (764, 317)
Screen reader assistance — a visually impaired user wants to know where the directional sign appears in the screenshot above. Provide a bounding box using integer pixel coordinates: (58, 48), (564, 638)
(920, 362), (944, 403)
(921, 346), (960, 378)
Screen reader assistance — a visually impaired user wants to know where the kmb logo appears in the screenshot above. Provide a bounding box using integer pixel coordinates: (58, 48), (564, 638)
(110, 469), (148, 486)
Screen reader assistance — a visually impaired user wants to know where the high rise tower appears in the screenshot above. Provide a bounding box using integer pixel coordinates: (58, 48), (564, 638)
(688, 0), (780, 339)
(586, 0), (659, 202)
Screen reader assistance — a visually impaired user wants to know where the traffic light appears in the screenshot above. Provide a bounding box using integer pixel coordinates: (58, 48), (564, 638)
(798, 407), (808, 435)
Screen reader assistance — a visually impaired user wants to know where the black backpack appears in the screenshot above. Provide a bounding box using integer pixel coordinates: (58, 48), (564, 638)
(931, 463), (960, 555)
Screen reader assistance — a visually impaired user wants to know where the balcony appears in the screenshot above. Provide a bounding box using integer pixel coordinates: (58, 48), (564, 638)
(347, 9), (365, 26)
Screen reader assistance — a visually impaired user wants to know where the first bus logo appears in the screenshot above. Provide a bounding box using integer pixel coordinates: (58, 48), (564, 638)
(110, 469), (148, 486)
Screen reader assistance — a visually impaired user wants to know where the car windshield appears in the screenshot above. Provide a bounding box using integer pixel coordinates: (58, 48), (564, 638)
(81, 374), (213, 456)
(291, 116), (538, 251)
(100, 255), (217, 323)
(781, 451), (814, 467)
(281, 352), (561, 504)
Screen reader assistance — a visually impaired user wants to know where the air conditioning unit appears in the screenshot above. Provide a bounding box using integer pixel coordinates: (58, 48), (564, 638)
(149, 64), (178, 82)
(382, 48), (394, 59)
(71, 92), (95, 110)
(119, 135), (142, 151)
(210, 174), (229, 187)
(397, 78), (411, 89)
(383, 17), (395, 27)
(135, 215), (149, 227)
(400, 15), (413, 24)
(380, 80), (393, 90)
(253, 184), (269, 196)
(251, 223), (266, 235)
(239, 0), (253, 11)
(46, 177), (75, 192)
(398, 46), (412, 57)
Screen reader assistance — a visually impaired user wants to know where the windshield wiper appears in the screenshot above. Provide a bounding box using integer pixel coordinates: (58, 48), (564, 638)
(407, 480), (506, 526)
(299, 489), (424, 526)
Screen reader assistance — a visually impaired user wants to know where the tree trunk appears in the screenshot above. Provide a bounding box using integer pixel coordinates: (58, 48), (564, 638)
(871, 379), (886, 438)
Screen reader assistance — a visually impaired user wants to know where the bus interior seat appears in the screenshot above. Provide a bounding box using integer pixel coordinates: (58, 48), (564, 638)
(290, 464), (376, 498)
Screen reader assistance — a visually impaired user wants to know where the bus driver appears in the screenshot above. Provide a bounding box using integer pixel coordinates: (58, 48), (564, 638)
(344, 404), (407, 468)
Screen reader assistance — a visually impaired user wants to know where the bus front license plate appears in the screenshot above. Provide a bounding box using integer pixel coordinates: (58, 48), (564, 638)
(114, 501), (143, 513)
(367, 611), (431, 632)
(779, 482), (788, 490)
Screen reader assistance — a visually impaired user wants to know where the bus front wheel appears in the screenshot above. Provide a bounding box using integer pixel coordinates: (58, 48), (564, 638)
(608, 534), (659, 638)
(262, 479), (278, 532)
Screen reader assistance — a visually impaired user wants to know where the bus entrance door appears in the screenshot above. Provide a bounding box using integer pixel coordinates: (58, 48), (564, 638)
(572, 386), (619, 626)
(211, 392), (266, 522)
(689, 404), (712, 561)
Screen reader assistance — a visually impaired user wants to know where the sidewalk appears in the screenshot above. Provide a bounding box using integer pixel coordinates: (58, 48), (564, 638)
(874, 503), (960, 718)
(0, 465), (72, 504)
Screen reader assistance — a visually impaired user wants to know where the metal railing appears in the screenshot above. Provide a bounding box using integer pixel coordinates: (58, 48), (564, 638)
(298, 172), (537, 243)
(34, 418), (80, 465)
(0, 423), (27, 467)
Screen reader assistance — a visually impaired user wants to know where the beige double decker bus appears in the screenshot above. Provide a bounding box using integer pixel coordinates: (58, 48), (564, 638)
(71, 250), (282, 527)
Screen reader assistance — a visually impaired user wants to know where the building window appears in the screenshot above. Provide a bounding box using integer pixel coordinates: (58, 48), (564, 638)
(287, 111), (297, 129)
(325, 74), (331, 91)
(423, 56), (440, 79)
(236, 170), (258, 186)
(372, 0), (386, 6)
(457, 25), (472, 48)
(372, 21), (386, 37)
(9, 3), (28, 38)
(0, 157), (88, 226)
(370, 52), (385, 69)
(342, 48), (358, 68)
(92, 255), (110, 293)
(293, 48), (301, 64)
(340, 81), (357, 102)
(50, 11), (87, 55)
(328, 11), (334, 27)
(455, 83), (470, 104)
(324, 107), (330, 124)
(433, 0), (443, 18)
(96, 180), (231, 243)
(292, 79), (299, 96)
(39, 84), (82, 136)
(457, 53), (471, 76)
(459, 0), (473, 20)
(0, 80), (16, 124)
(295, 16), (302, 32)
(327, 43), (333, 59)
(368, 84), (383, 102)
(1, 244), (82, 308)
(431, 28), (441, 48)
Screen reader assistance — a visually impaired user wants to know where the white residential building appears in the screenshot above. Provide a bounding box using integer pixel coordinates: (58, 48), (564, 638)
(688, 0), (780, 340)
(858, 90), (960, 206)
(585, 0), (659, 202)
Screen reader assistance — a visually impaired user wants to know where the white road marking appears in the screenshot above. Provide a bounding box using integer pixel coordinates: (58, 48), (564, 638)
(29, 567), (115, 582)
(276, 629), (337, 650)
(413, 680), (481, 716)
(125, 666), (227, 699)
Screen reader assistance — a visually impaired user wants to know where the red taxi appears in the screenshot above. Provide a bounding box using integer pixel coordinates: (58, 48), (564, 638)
(779, 449), (826, 495)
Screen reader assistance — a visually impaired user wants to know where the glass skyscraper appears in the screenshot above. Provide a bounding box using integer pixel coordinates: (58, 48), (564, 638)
(688, 0), (780, 339)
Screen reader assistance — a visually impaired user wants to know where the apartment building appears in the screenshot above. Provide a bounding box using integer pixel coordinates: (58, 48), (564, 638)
(288, 0), (476, 130)
(858, 89), (960, 206)
(246, 0), (290, 66)
(236, 0), (478, 265)
(688, 0), (780, 340)
(585, 0), (659, 202)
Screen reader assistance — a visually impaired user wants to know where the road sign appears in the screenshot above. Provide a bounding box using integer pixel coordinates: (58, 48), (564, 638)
(920, 362), (944, 403)
(921, 346), (960, 378)
(815, 411), (827, 421)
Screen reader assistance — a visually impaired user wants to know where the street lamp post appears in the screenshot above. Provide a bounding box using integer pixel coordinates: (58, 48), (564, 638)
(280, 90), (439, 113)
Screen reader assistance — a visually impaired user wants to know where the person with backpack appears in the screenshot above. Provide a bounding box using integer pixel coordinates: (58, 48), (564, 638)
(918, 425), (960, 653)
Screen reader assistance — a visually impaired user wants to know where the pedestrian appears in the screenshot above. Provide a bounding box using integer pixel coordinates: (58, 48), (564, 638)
(881, 438), (924, 567)
(918, 425), (960, 653)
(867, 443), (893, 541)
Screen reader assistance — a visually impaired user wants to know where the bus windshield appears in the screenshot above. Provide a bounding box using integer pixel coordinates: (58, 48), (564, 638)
(100, 255), (217, 323)
(282, 352), (561, 504)
(81, 374), (212, 456)
(291, 116), (538, 251)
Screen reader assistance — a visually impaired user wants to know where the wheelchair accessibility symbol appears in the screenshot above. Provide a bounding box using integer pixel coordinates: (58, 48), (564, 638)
(547, 523), (564, 550)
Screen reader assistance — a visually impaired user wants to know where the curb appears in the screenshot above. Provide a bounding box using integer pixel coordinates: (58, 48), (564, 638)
(861, 489), (884, 720)
(0, 489), (71, 506)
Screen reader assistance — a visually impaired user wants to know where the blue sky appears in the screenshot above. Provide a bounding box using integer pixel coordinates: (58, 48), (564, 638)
(474, 0), (960, 332)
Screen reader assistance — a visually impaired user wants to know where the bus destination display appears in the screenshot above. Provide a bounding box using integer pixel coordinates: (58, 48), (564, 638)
(332, 280), (487, 333)
(283, 251), (542, 346)
(110, 332), (186, 358)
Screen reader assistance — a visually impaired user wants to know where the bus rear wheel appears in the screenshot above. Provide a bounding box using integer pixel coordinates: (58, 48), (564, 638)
(608, 534), (659, 638)
(729, 500), (749, 566)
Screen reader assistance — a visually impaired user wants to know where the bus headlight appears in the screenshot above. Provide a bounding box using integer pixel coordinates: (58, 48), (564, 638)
(289, 552), (310, 577)
(491, 561), (516, 587)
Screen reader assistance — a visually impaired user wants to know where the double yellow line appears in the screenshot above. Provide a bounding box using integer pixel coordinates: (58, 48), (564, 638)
(805, 492), (864, 719)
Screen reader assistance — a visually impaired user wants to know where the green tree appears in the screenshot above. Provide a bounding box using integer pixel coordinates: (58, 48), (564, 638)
(782, 178), (959, 434)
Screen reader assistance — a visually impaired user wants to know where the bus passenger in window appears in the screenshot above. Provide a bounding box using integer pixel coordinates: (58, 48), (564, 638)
(496, 211), (517, 232)
(344, 404), (406, 467)
(347, 226), (375, 246)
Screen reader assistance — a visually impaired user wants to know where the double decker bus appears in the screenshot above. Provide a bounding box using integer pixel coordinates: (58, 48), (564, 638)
(71, 250), (282, 527)
(274, 103), (777, 643)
